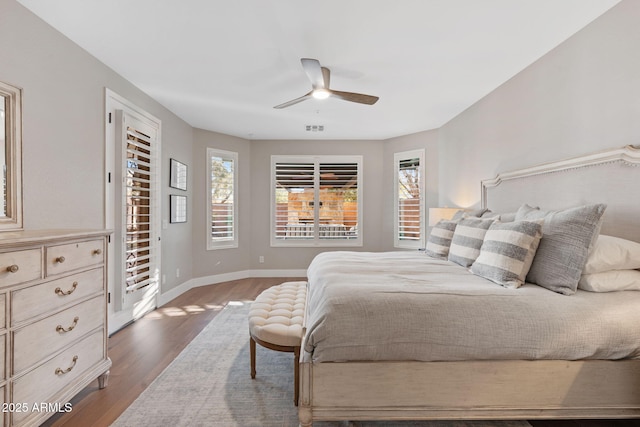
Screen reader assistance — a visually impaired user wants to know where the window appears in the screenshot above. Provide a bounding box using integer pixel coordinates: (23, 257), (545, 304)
(271, 155), (362, 247)
(394, 149), (425, 249)
(207, 148), (238, 250)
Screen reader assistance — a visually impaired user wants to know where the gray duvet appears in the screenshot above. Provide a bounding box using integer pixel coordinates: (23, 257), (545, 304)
(304, 251), (640, 363)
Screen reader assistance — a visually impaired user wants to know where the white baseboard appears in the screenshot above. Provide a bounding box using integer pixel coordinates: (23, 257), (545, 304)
(155, 269), (307, 307)
(247, 269), (307, 278)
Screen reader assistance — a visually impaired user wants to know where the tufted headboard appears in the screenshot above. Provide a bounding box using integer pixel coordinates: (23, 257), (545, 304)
(481, 145), (640, 243)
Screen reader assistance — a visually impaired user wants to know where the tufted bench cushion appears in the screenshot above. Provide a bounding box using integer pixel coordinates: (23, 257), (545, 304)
(248, 281), (307, 347)
(248, 281), (308, 405)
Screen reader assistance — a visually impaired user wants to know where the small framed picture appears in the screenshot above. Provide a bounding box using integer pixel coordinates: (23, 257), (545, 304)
(170, 158), (187, 190)
(170, 195), (187, 223)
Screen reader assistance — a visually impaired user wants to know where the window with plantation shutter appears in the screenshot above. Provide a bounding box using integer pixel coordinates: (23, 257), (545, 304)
(122, 116), (160, 296)
(394, 149), (425, 249)
(207, 148), (238, 250)
(271, 155), (362, 247)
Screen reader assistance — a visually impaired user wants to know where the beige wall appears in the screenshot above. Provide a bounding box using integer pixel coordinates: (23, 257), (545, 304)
(438, 0), (640, 209)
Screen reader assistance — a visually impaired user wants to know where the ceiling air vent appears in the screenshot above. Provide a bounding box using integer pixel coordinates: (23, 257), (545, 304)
(305, 125), (324, 132)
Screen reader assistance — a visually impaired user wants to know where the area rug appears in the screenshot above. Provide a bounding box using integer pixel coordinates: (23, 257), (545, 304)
(111, 301), (531, 427)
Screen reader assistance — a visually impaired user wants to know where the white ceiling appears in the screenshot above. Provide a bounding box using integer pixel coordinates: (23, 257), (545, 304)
(17, 0), (620, 140)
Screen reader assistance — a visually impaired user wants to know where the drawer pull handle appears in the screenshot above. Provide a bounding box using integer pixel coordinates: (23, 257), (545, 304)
(93, 248), (102, 255)
(55, 356), (78, 375)
(56, 316), (80, 333)
(55, 256), (66, 264)
(6, 264), (19, 273)
(55, 281), (78, 296)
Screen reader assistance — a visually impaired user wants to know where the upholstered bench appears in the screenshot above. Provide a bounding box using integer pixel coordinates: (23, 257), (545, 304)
(248, 281), (307, 405)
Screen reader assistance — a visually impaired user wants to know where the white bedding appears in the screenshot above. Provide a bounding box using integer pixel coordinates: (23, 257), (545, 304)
(304, 251), (640, 363)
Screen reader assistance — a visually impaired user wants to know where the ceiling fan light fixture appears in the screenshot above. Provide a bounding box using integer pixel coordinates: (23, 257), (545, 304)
(274, 58), (378, 109)
(312, 89), (330, 100)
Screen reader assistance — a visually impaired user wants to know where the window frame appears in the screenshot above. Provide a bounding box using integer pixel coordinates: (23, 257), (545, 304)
(394, 149), (425, 249)
(270, 155), (363, 248)
(206, 147), (238, 250)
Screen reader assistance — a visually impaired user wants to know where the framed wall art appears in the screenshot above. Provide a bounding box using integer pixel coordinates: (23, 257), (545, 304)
(170, 195), (187, 223)
(170, 158), (187, 190)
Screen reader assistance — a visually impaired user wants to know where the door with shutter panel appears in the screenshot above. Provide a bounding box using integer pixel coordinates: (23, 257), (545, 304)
(114, 109), (161, 319)
(105, 90), (162, 333)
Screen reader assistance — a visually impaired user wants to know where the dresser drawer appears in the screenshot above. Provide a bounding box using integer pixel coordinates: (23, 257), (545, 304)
(0, 249), (41, 288)
(13, 296), (105, 374)
(12, 330), (104, 424)
(46, 239), (104, 276)
(11, 268), (104, 325)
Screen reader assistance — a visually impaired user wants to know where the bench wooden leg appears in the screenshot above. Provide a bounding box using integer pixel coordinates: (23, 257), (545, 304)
(250, 337), (256, 379)
(294, 346), (300, 406)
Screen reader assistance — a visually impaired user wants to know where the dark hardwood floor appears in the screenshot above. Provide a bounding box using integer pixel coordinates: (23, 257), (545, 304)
(40, 277), (640, 427)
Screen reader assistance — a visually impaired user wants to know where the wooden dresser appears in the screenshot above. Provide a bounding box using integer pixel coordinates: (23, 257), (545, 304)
(0, 230), (111, 426)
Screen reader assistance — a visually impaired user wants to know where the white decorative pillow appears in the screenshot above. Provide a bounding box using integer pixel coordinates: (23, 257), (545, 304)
(470, 220), (543, 289)
(583, 235), (640, 274)
(578, 270), (640, 292)
(448, 216), (497, 267)
(515, 203), (606, 295)
(425, 220), (457, 259)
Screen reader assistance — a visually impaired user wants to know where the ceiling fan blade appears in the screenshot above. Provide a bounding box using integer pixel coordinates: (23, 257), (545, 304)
(301, 58), (326, 90)
(322, 67), (330, 88)
(329, 90), (379, 105)
(273, 92), (313, 109)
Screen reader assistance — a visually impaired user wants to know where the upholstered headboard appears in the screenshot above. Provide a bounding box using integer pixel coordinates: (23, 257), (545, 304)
(481, 145), (640, 243)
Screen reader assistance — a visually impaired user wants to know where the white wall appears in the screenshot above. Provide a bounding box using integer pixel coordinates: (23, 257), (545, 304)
(191, 129), (252, 278)
(189, 132), (439, 273)
(0, 0), (195, 294)
(3, 0), (639, 297)
(438, 0), (640, 209)
(381, 129), (439, 251)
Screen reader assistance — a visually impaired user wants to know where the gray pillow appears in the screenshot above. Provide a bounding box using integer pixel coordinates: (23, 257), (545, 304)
(515, 203), (607, 295)
(497, 212), (516, 222)
(452, 208), (488, 221)
(425, 220), (457, 259)
(448, 216), (497, 267)
(451, 210), (465, 221)
(470, 220), (544, 288)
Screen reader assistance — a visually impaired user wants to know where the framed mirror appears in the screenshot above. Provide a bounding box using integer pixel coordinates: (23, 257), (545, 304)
(0, 80), (23, 231)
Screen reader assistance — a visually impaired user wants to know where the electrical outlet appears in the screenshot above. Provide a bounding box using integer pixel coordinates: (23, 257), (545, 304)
(176, 268), (180, 278)
(259, 256), (264, 263)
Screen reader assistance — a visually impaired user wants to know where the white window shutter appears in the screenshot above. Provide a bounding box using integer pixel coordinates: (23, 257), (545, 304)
(271, 156), (362, 247)
(394, 149), (425, 249)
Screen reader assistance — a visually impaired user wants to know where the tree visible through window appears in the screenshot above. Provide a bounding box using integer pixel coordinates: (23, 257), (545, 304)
(395, 149), (425, 248)
(207, 148), (238, 249)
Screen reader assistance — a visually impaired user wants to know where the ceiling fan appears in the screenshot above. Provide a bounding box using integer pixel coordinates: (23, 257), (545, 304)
(274, 58), (379, 109)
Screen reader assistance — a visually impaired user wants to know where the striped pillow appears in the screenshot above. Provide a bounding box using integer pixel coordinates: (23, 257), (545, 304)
(448, 216), (497, 267)
(425, 220), (457, 259)
(470, 220), (543, 288)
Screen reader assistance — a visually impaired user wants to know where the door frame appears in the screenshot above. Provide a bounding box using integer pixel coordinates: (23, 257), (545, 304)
(104, 88), (162, 334)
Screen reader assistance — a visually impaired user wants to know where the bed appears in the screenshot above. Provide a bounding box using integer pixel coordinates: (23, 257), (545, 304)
(298, 145), (640, 426)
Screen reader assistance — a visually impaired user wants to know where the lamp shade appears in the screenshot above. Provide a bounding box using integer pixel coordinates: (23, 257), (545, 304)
(428, 207), (460, 227)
